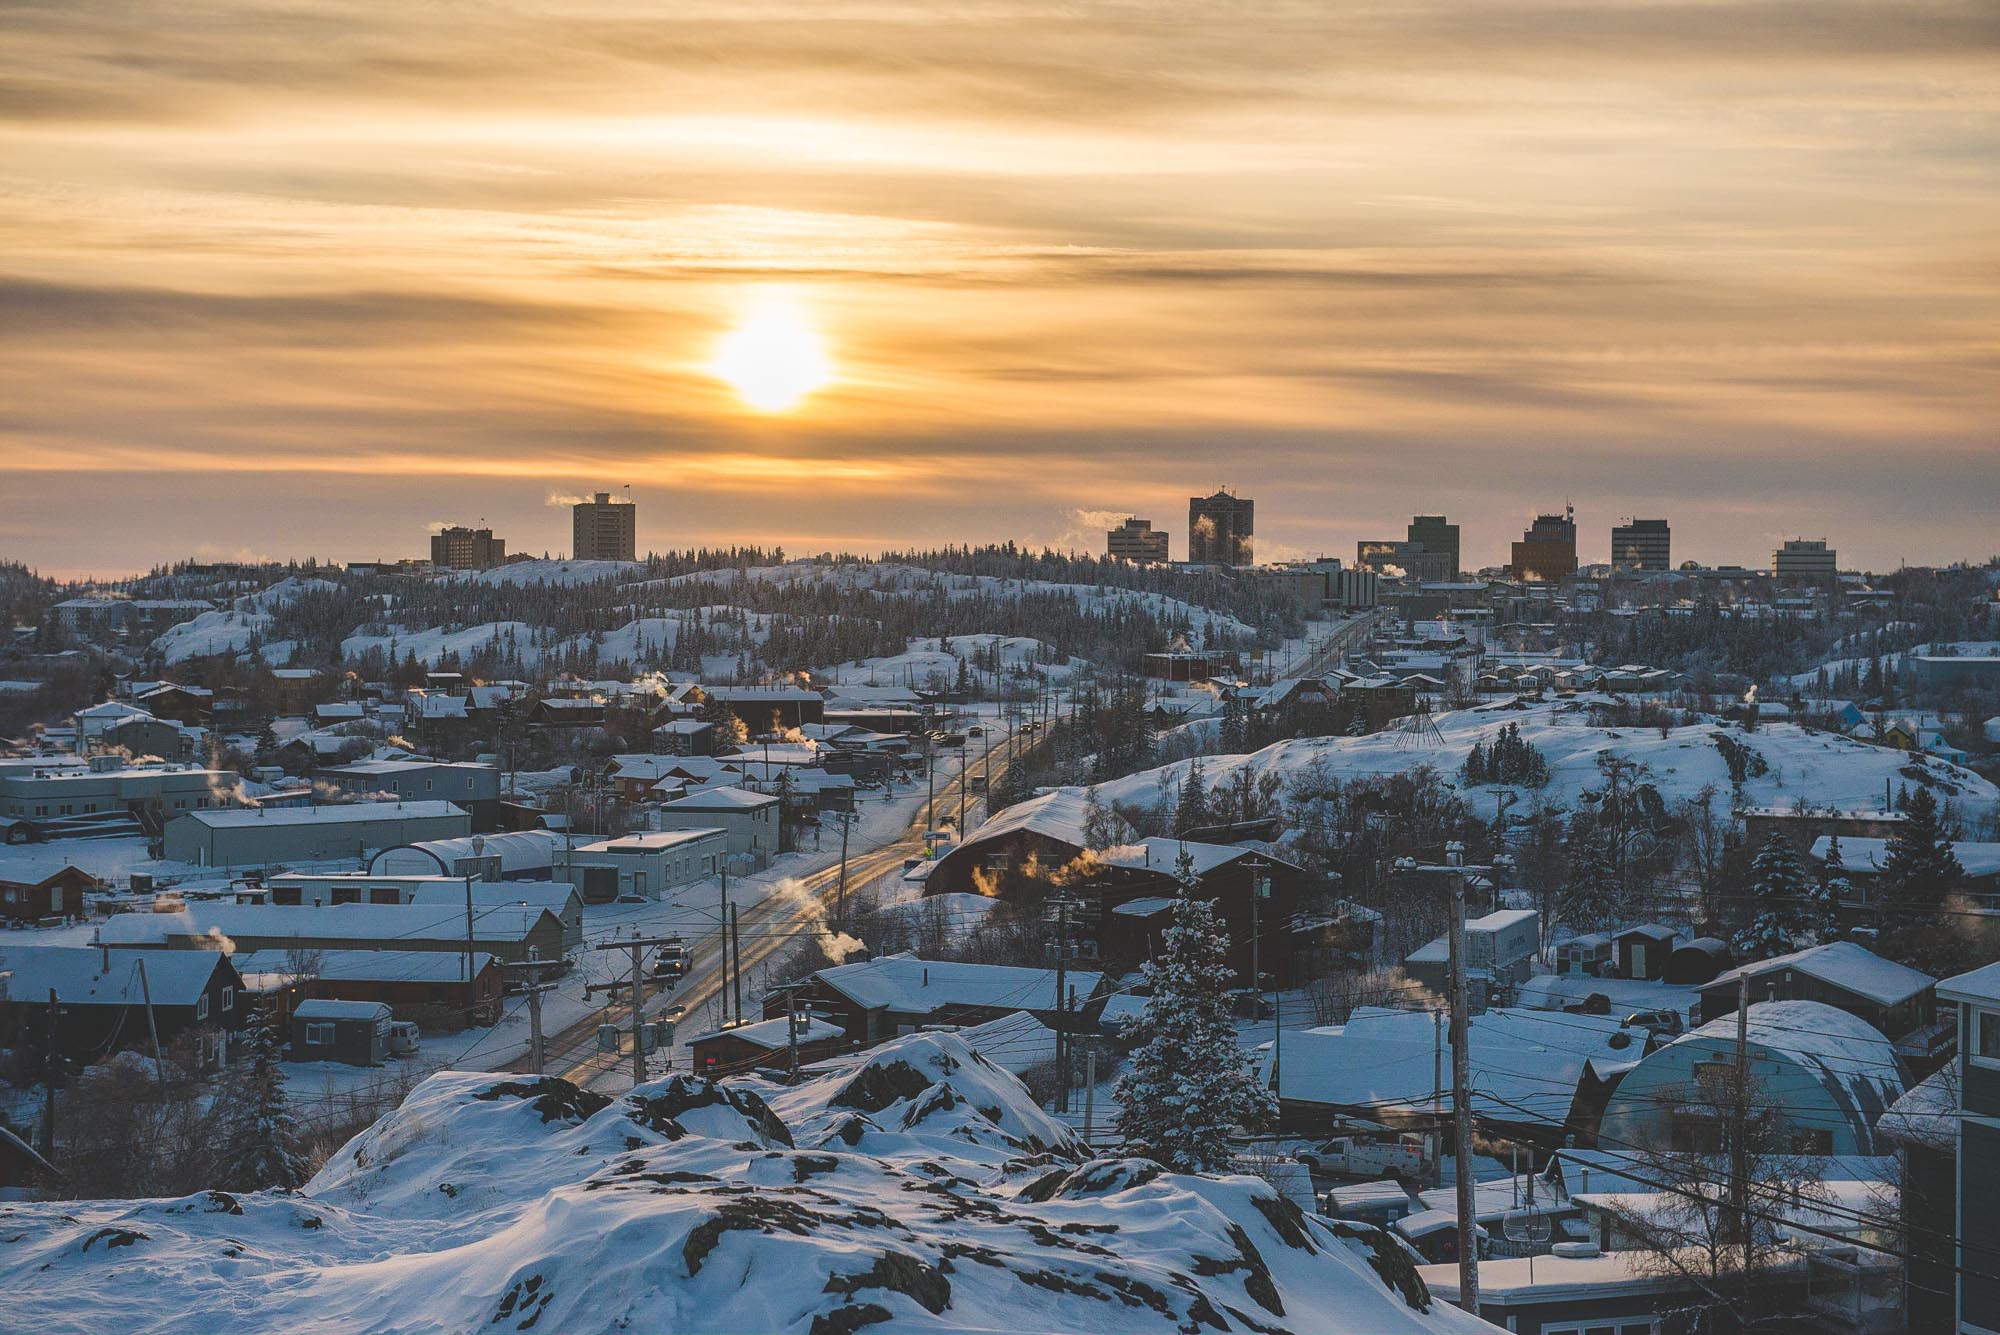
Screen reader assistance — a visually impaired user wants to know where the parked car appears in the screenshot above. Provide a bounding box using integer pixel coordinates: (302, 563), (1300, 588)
(1623, 1007), (1684, 1037)
(387, 1020), (421, 1057)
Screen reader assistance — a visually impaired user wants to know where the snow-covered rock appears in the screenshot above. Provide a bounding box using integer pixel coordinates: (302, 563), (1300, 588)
(0, 1032), (1486, 1334)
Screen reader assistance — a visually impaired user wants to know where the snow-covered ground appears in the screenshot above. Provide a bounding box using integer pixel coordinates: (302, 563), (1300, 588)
(0, 1031), (1488, 1335)
(814, 633), (1085, 688)
(1092, 698), (2000, 820)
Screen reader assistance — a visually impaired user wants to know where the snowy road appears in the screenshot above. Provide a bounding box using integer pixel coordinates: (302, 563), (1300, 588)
(526, 739), (1017, 1090)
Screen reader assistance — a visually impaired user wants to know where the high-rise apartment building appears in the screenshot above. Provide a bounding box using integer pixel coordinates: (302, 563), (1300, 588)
(1772, 538), (1837, 581)
(429, 525), (506, 570)
(1106, 517), (1169, 562)
(1188, 490), (1254, 565)
(1508, 506), (1578, 582)
(1610, 518), (1671, 571)
(573, 492), (637, 562)
(1406, 515), (1460, 578)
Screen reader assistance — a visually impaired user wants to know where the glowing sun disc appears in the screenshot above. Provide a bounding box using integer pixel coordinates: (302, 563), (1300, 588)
(710, 293), (832, 412)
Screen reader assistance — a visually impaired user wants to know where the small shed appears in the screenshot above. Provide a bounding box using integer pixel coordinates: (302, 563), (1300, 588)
(291, 998), (391, 1067)
(1558, 933), (1614, 978)
(1664, 937), (1733, 985)
(1612, 924), (1677, 981)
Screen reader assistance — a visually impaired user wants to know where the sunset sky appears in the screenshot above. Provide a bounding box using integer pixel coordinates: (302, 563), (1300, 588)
(3, 1), (1996, 579)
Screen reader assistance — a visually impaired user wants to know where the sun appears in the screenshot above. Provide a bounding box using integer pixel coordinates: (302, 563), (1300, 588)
(709, 291), (833, 412)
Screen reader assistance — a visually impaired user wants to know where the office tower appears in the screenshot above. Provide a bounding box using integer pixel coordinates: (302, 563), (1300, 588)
(1407, 515), (1460, 578)
(573, 492), (637, 562)
(1773, 539), (1837, 580)
(1107, 517), (1169, 562)
(1188, 490), (1254, 565)
(1610, 518), (1671, 571)
(1508, 506), (1578, 582)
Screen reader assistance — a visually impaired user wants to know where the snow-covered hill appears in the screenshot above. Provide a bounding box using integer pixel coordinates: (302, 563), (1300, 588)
(1094, 699), (2000, 817)
(0, 1033), (1482, 1335)
(151, 577), (335, 664)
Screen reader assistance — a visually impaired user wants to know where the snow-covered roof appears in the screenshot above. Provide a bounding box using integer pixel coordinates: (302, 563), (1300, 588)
(1277, 1006), (1643, 1125)
(1670, 1000), (1904, 1132)
(232, 948), (496, 987)
(1110, 896), (1176, 918)
(573, 829), (724, 853)
(690, 1015), (844, 1052)
(1811, 834), (2000, 880)
(1704, 941), (1933, 1007)
(376, 829), (564, 873)
(1098, 837), (1293, 879)
(936, 787), (1102, 864)
(1878, 1066), (1957, 1153)
(0, 946), (230, 1007)
(952, 1010), (1059, 1075)
(814, 953), (1103, 1017)
(294, 998), (392, 1021)
(98, 901), (555, 946)
(660, 786), (778, 811)
(180, 800), (467, 829)
(1939, 959), (2000, 1006)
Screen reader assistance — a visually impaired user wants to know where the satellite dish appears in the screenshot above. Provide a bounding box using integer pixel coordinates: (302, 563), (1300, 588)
(1502, 1206), (1552, 1246)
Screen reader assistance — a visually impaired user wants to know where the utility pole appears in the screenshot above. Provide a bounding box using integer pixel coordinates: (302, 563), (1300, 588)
(925, 729), (936, 832)
(836, 810), (854, 927)
(463, 871), (478, 1030)
(957, 744), (967, 832)
(731, 904), (744, 1023)
(591, 935), (681, 1085)
(1050, 892), (1071, 1113)
(134, 958), (166, 1089)
(1730, 968), (1752, 1292)
(1447, 874), (1479, 1317)
(503, 953), (560, 1074)
(42, 988), (59, 1157)
(718, 861), (732, 1025)
(1082, 1049), (1096, 1148)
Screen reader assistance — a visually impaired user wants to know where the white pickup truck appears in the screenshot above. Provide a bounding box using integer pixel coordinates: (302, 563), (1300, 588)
(1296, 1133), (1435, 1180)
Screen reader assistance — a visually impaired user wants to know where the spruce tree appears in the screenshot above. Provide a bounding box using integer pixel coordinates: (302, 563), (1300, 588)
(1734, 834), (1810, 959)
(1463, 742), (1488, 785)
(1811, 835), (1851, 941)
(1175, 758), (1209, 835)
(1114, 853), (1274, 1172)
(1880, 786), (1962, 924)
(217, 1004), (306, 1190)
(1080, 784), (1123, 851)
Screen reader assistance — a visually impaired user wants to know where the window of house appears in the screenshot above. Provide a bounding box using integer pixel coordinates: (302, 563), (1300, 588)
(1974, 1008), (2000, 1067)
(195, 995), (209, 1021)
(221, 986), (234, 1011)
(305, 1022), (335, 1046)
(1545, 1323), (1656, 1335)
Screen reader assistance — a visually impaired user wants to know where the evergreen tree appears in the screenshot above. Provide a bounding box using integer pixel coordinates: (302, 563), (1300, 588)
(1114, 854), (1274, 1172)
(1561, 819), (1620, 929)
(1462, 741), (1488, 786)
(1812, 835), (1851, 941)
(1734, 834), (1810, 959)
(1880, 786), (1962, 924)
(1346, 705), (1368, 737)
(217, 1004), (305, 1190)
(1175, 758), (1209, 835)
(1219, 691), (1248, 754)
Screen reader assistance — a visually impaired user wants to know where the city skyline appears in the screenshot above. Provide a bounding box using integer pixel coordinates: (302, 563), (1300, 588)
(4, 1), (1997, 578)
